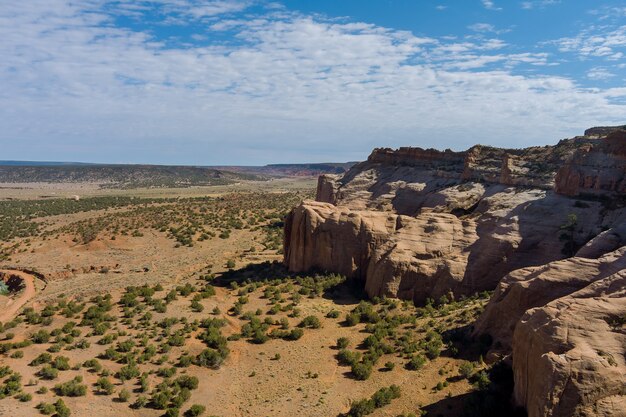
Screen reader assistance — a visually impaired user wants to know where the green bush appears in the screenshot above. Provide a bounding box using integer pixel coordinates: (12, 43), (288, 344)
(38, 365), (59, 380)
(195, 349), (225, 369)
(406, 354), (426, 371)
(337, 349), (361, 367)
(185, 404), (206, 416)
(31, 330), (51, 344)
(118, 388), (131, 402)
(52, 356), (71, 371)
(55, 398), (71, 417)
(351, 362), (373, 381)
(54, 377), (87, 397)
(347, 385), (401, 417)
(459, 361), (474, 379)
(95, 377), (115, 395)
(30, 353), (52, 366)
(326, 310), (340, 318)
(299, 315), (321, 329)
(337, 337), (350, 349)
(37, 402), (57, 415)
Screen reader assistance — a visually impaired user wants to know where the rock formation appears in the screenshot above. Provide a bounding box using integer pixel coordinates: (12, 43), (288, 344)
(474, 247), (626, 350)
(512, 272), (626, 417)
(284, 127), (625, 303)
(283, 125), (626, 417)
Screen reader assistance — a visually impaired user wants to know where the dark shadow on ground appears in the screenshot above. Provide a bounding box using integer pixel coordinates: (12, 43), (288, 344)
(422, 362), (527, 417)
(214, 261), (365, 305)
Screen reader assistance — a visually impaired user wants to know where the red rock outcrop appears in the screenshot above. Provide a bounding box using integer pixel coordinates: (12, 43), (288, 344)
(284, 125), (626, 417)
(555, 130), (626, 196)
(474, 247), (626, 349)
(512, 271), (626, 417)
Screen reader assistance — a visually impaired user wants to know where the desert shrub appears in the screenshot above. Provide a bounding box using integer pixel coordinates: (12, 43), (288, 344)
(326, 309), (340, 318)
(82, 358), (102, 373)
(0, 371), (21, 397)
(384, 361), (395, 371)
(190, 300), (204, 312)
(195, 349), (225, 369)
(174, 375), (198, 390)
(55, 398), (71, 417)
(157, 367), (177, 378)
(52, 356), (71, 371)
(95, 377), (115, 395)
(10, 350), (24, 359)
(30, 353), (52, 366)
(31, 330), (51, 344)
(345, 313), (360, 327)
(118, 388), (131, 402)
(347, 385), (401, 417)
(165, 408), (180, 417)
(473, 370), (491, 391)
(117, 363), (140, 381)
(54, 376), (87, 396)
(285, 328), (303, 340)
(351, 362), (373, 381)
(299, 315), (321, 329)
(132, 395), (148, 409)
(150, 390), (170, 410)
(17, 392), (32, 402)
(37, 402), (57, 415)
(459, 361), (474, 379)
(38, 365), (59, 380)
(185, 404), (206, 417)
(337, 349), (361, 367)
(422, 331), (443, 359)
(406, 354), (426, 371)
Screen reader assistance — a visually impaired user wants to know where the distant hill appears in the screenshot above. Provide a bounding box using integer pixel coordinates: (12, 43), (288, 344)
(0, 160), (95, 166)
(0, 164), (261, 189)
(0, 161), (358, 188)
(215, 162), (357, 177)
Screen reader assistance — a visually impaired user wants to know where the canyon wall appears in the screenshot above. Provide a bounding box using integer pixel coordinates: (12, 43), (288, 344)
(283, 125), (626, 417)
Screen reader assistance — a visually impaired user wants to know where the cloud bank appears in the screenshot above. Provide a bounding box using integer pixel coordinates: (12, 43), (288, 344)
(1, 0), (625, 164)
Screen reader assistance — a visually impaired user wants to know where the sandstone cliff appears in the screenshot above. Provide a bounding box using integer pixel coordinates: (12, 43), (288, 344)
(284, 127), (626, 303)
(512, 271), (626, 417)
(283, 125), (626, 417)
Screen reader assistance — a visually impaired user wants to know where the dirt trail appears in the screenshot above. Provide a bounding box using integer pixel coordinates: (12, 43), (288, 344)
(0, 270), (36, 323)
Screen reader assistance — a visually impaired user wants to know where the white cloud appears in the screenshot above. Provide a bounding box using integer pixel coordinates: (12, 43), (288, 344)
(467, 23), (511, 35)
(552, 25), (626, 60)
(468, 23), (496, 32)
(481, 0), (502, 11)
(521, 0), (560, 10)
(587, 67), (615, 80)
(0, 1), (625, 164)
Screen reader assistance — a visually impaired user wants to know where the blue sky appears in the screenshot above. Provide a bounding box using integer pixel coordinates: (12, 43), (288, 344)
(1, 1), (625, 165)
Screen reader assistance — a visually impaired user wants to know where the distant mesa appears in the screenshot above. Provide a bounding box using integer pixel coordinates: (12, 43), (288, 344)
(0, 162), (355, 189)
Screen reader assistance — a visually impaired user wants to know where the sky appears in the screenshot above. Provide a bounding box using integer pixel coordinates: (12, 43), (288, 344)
(1, 1), (625, 165)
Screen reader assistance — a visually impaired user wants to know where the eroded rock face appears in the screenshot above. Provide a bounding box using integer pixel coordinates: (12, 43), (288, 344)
(555, 130), (626, 196)
(284, 126), (626, 417)
(512, 271), (626, 417)
(474, 247), (626, 350)
(284, 201), (480, 301)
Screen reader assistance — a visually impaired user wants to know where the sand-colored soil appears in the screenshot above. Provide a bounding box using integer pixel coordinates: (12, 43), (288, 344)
(0, 270), (37, 323)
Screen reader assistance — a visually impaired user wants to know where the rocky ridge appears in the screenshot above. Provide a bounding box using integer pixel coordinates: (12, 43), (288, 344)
(283, 126), (626, 417)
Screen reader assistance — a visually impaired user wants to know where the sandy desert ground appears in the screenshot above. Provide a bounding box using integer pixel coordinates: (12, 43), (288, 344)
(0, 181), (496, 417)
